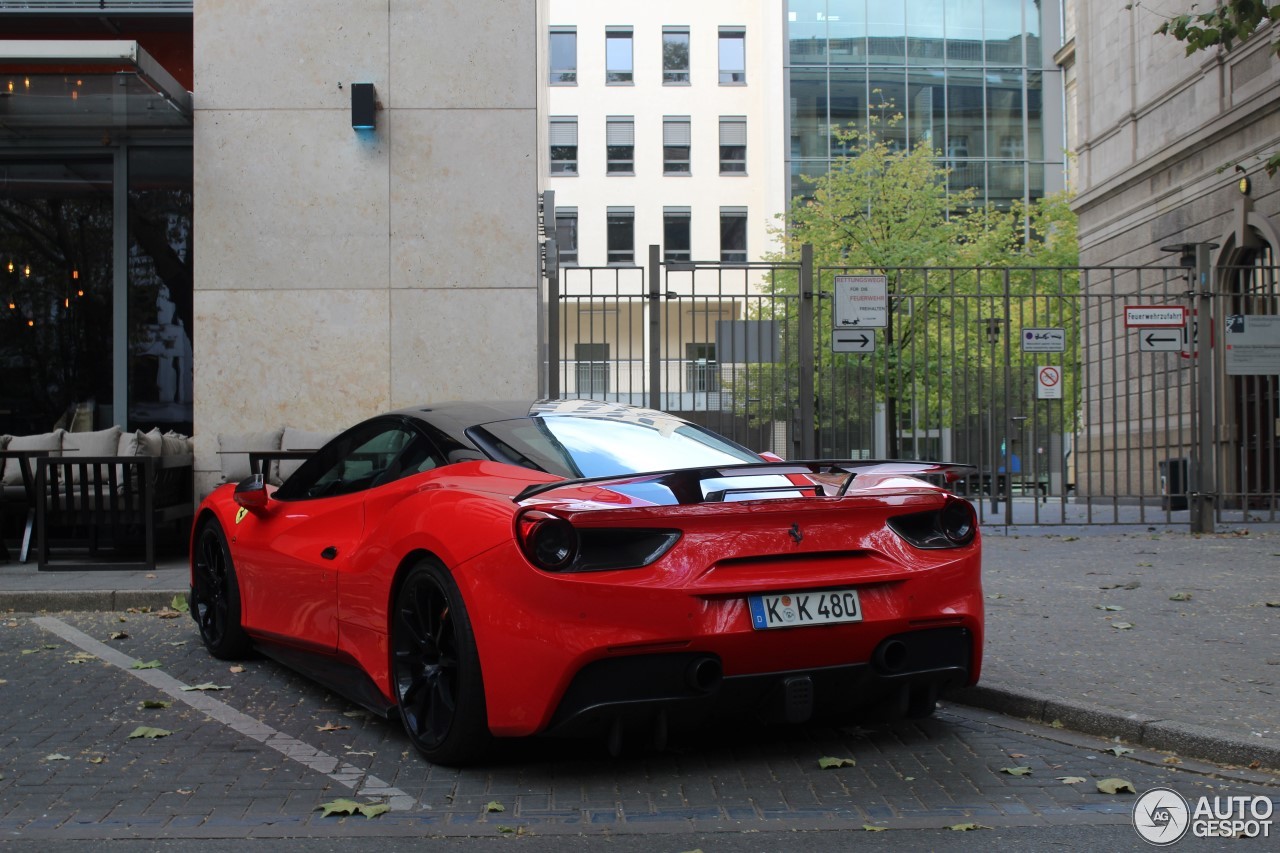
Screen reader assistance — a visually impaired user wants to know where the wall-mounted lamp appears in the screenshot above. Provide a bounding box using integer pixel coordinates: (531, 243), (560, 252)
(351, 82), (376, 131)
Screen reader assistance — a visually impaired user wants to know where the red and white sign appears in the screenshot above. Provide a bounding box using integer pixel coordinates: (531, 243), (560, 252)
(1124, 305), (1187, 328)
(1036, 365), (1063, 400)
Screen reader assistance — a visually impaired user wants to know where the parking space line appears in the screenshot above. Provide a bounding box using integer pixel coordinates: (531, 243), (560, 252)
(33, 616), (419, 812)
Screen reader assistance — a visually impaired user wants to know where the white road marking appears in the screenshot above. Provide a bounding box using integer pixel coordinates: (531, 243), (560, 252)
(33, 615), (419, 812)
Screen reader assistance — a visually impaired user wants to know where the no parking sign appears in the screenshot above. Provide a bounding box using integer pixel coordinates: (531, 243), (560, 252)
(1037, 365), (1062, 399)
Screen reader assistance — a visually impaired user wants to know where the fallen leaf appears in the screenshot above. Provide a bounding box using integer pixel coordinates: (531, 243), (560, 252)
(155, 609), (182, 620)
(1136, 562), (1152, 567)
(229, 665), (245, 674)
(1265, 602), (1280, 608)
(316, 798), (388, 819)
(1105, 746), (1133, 756)
(1097, 778), (1137, 794)
(1169, 592), (1193, 602)
(131, 660), (162, 670)
(862, 825), (888, 832)
(1009, 753), (1027, 758)
(45, 753), (70, 761)
(1095, 605), (1125, 611)
(986, 593), (1005, 600)
(67, 652), (96, 665)
(948, 823), (990, 831)
(818, 756), (857, 769)
(127, 726), (172, 739)
(1050, 719), (1064, 729)
(1111, 622), (1134, 630)
(343, 710), (369, 718)
(1163, 756), (1182, 765)
(1001, 766), (1033, 776)
(170, 595), (190, 613)
(1057, 776), (1088, 784)
(88, 756), (105, 764)
(140, 699), (172, 709)
(180, 683), (229, 691)
(315, 722), (350, 733)
(109, 632), (129, 640)
(163, 640), (187, 647)
(1249, 760), (1262, 769)
(485, 801), (506, 813)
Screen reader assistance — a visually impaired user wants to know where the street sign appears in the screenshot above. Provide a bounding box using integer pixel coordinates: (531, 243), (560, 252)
(1138, 329), (1182, 352)
(1124, 305), (1187, 327)
(1021, 328), (1066, 353)
(1225, 314), (1280, 375)
(832, 330), (875, 354)
(1036, 365), (1062, 400)
(833, 275), (888, 328)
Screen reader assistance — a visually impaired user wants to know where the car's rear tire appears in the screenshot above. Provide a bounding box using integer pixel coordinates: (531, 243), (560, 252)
(391, 558), (492, 765)
(191, 518), (252, 660)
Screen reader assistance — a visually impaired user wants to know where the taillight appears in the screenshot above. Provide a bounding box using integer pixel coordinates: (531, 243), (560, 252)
(516, 509), (681, 573)
(888, 498), (978, 549)
(517, 510), (578, 570)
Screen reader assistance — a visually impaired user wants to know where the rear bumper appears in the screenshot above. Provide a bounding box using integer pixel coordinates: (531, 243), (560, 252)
(542, 627), (973, 738)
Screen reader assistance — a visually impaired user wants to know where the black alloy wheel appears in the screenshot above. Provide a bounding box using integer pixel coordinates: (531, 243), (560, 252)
(391, 559), (491, 765)
(191, 518), (252, 659)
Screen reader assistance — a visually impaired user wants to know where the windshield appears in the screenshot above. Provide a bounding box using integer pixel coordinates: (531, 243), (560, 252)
(468, 414), (761, 479)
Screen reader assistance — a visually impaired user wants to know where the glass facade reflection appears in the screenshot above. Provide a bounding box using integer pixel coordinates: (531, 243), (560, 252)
(786, 0), (1063, 209)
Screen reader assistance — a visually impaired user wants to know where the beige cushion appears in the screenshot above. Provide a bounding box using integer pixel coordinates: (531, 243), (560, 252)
(2, 430), (64, 486)
(62, 426), (124, 484)
(118, 429), (163, 458)
(218, 429), (283, 483)
(162, 430), (192, 457)
(278, 427), (337, 482)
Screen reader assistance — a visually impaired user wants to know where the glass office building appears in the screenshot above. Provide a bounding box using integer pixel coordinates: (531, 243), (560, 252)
(785, 0), (1065, 208)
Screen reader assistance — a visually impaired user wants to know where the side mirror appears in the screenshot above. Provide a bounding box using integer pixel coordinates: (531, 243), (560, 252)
(233, 474), (270, 510)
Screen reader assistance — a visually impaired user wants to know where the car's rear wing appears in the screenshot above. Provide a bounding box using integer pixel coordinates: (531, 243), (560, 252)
(513, 460), (978, 505)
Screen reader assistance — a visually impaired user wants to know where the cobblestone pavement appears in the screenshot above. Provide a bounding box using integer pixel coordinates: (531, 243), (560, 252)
(0, 610), (1275, 845)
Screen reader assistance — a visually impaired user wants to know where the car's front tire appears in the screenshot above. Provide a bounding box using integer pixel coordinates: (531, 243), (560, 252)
(391, 558), (492, 765)
(191, 518), (252, 660)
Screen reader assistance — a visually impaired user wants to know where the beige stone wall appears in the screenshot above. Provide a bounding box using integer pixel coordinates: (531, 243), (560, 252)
(192, 0), (540, 495)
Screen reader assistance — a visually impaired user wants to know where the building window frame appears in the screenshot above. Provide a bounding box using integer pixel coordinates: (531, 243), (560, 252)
(663, 26), (690, 85)
(719, 27), (746, 85)
(663, 116), (691, 175)
(719, 116), (747, 175)
(663, 207), (691, 263)
(607, 207), (635, 265)
(606, 27), (634, 85)
(574, 343), (610, 396)
(720, 206), (747, 264)
(606, 116), (635, 175)
(554, 206), (578, 266)
(549, 116), (578, 176)
(549, 26), (577, 85)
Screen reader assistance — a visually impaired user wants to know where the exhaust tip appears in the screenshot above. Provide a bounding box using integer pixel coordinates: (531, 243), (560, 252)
(873, 639), (909, 673)
(685, 656), (723, 693)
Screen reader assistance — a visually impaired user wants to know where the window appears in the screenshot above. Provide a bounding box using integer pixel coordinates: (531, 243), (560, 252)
(549, 27), (576, 84)
(663, 117), (691, 175)
(554, 207), (578, 266)
(606, 117), (635, 174)
(719, 117), (747, 174)
(685, 342), (718, 392)
(606, 27), (633, 84)
(719, 28), (746, 84)
(663, 207), (691, 263)
(663, 26), (690, 84)
(720, 207), (747, 263)
(574, 343), (610, 396)
(549, 117), (578, 175)
(275, 420), (442, 501)
(607, 207), (634, 265)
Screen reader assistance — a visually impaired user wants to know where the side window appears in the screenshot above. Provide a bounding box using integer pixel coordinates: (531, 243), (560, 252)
(276, 421), (442, 500)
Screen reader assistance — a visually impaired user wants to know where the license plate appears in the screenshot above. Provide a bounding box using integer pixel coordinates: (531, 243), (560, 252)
(748, 589), (863, 630)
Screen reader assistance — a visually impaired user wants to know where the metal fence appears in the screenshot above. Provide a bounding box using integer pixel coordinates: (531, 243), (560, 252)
(543, 244), (1279, 528)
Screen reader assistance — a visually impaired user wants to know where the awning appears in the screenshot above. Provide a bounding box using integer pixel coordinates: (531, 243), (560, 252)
(0, 40), (191, 141)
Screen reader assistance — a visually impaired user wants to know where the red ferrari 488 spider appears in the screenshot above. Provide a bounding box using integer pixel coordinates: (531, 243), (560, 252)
(190, 400), (982, 765)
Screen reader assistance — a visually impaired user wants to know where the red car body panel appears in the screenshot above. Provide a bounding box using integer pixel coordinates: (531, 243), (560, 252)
(195, 454), (983, 739)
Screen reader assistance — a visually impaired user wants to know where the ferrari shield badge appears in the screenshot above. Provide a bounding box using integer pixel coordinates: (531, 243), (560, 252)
(235, 507), (248, 525)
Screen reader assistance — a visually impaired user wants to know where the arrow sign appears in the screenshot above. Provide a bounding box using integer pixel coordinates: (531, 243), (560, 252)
(1139, 330), (1182, 352)
(832, 330), (875, 354)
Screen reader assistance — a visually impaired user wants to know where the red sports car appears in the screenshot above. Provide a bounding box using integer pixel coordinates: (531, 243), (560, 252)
(190, 400), (982, 765)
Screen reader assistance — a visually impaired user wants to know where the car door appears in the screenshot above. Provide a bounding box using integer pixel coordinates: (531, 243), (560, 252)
(236, 420), (421, 650)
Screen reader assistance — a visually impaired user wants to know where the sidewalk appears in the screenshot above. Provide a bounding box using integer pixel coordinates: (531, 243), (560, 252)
(1, 524), (1278, 771)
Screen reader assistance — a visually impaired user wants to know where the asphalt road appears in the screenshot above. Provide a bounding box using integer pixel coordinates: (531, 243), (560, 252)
(1, 609), (1276, 849)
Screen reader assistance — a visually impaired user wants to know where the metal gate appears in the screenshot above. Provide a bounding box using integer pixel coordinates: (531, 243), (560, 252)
(543, 244), (1279, 528)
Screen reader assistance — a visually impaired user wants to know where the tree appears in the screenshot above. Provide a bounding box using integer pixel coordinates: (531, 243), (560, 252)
(1155, 2), (1280, 176)
(736, 118), (1079, 458)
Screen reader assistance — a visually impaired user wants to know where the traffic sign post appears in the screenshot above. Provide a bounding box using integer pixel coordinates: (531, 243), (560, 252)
(1138, 330), (1182, 352)
(1021, 328), (1066, 353)
(1036, 365), (1062, 400)
(833, 275), (888, 328)
(1124, 305), (1187, 327)
(832, 330), (875, 354)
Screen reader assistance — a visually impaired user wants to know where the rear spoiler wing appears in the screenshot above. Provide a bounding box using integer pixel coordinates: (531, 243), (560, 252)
(513, 460), (978, 505)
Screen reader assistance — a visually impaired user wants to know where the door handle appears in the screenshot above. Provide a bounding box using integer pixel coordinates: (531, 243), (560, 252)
(321, 546), (338, 560)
